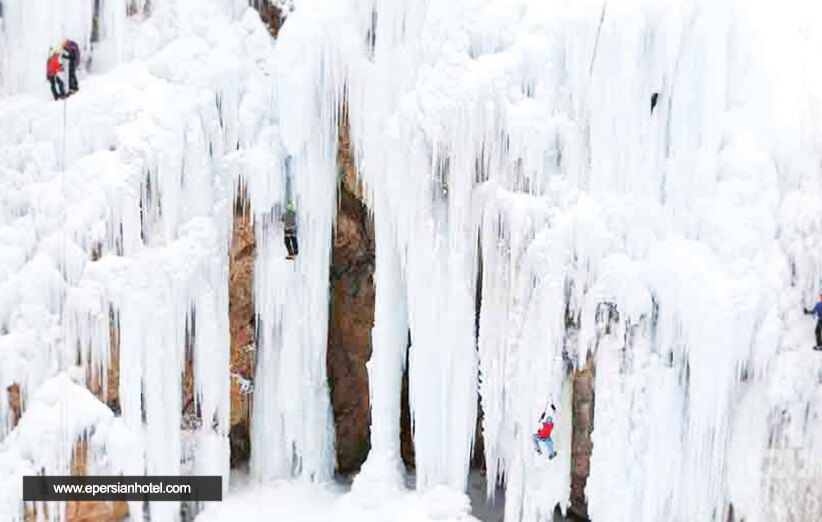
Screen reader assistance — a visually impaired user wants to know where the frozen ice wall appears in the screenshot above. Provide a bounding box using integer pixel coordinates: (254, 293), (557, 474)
(245, 0), (345, 484)
(1, 0), (822, 521)
(275, 0), (822, 520)
(0, 1), (306, 520)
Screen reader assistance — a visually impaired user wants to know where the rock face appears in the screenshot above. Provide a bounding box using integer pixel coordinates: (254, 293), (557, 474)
(85, 302), (121, 412)
(228, 186), (256, 468)
(63, 440), (129, 522)
(257, 2), (284, 38)
(65, 501), (129, 522)
(400, 362), (416, 470)
(6, 383), (21, 429)
(570, 360), (595, 520)
(182, 342), (196, 423)
(471, 398), (485, 471)
(326, 118), (376, 474)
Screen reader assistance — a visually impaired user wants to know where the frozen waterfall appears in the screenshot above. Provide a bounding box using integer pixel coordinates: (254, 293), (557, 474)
(1, 1), (821, 521)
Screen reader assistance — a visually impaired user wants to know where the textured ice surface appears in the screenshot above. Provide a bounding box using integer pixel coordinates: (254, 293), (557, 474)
(1, 1), (822, 521)
(0, 1), (278, 520)
(283, 0), (822, 520)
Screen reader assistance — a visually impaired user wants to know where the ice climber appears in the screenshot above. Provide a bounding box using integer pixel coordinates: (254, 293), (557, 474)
(804, 295), (822, 349)
(533, 404), (557, 459)
(281, 202), (298, 260)
(650, 92), (659, 114)
(46, 49), (66, 100)
(61, 39), (81, 94)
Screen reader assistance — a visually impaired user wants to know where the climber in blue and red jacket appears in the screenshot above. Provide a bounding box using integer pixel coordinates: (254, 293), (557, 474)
(46, 49), (66, 100)
(804, 294), (822, 348)
(532, 404), (557, 459)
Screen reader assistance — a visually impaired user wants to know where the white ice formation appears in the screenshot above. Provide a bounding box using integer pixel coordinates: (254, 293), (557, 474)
(1, 1), (821, 521)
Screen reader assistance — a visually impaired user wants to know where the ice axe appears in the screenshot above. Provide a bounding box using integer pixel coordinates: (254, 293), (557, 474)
(540, 395), (557, 421)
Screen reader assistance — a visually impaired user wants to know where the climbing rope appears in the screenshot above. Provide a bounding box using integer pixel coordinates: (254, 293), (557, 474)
(61, 96), (67, 172)
(58, 98), (68, 482)
(541, 395), (556, 418)
(58, 18), (70, 478)
(588, 1), (608, 79)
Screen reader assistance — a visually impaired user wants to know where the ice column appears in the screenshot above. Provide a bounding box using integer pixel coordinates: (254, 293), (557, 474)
(354, 187), (409, 490)
(249, 20), (342, 479)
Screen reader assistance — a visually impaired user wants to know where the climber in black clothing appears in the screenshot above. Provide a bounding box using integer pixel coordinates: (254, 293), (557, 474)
(650, 92), (659, 114)
(61, 39), (81, 94)
(804, 294), (822, 349)
(281, 202), (298, 259)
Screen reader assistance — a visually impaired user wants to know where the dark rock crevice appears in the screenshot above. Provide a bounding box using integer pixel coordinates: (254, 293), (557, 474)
(6, 383), (20, 430)
(326, 110), (377, 475)
(251, 0), (288, 38)
(472, 235), (486, 473)
(569, 360), (595, 520)
(400, 334), (415, 471)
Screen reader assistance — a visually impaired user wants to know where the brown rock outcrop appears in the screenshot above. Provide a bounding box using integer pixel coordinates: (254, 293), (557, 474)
(326, 111), (377, 475)
(65, 500), (129, 522)
(400, 360), (415, 471)
(257, 2), (285, 38)
(229, 183), (256, 467)
(570, 360), (595, 519)
(7, 383), (21, 429)
(63, 440), (129, 522)
(87, 311), (121, 413)
(329, 108), (420, 473)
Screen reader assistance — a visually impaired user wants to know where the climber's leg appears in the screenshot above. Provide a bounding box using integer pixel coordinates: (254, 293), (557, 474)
(68, 61), (79, 92)
(285, 233), (297, 258)
(50, 77), (66, 100)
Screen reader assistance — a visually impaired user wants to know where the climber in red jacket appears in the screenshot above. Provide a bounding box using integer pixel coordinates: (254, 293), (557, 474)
(533, 404), (557, 459)
(46, 49), (66, 100)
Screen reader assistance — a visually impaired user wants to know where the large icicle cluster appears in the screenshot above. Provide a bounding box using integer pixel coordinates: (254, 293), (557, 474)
(276, 0), (822, 520)
(239, 0), (347, 484)
(2, 0), (822, 521)
(0, 1), (291, 520)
